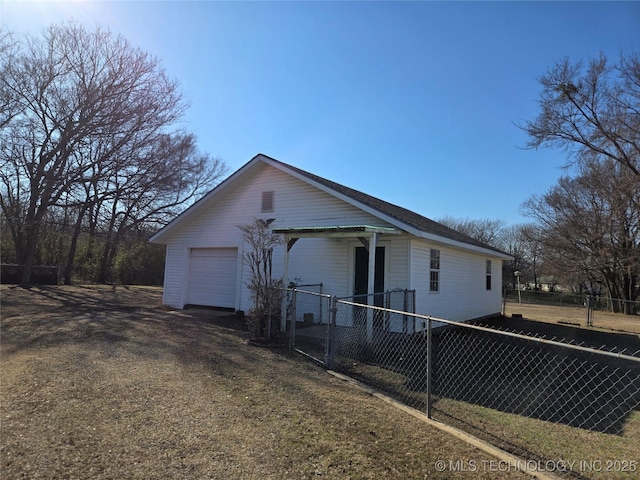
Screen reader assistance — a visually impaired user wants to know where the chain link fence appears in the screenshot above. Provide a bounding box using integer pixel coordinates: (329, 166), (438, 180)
(283, 288), (640, 477)
(284, 288), (416, 364)
(284, 287), (333, 362)
(430, 322), (640, 432)
(505, 289), (640, 316)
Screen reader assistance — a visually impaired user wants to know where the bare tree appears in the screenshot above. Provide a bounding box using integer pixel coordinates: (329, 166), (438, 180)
(0, 28), (19, 129)
(520, 52), (640, 176)
(523, 159), (640, 313)
(238, 218), (283, 340)
(438, 216), (506, 247)
(0, 23), (225, 285)
(518, 224), (544, 290)
(498, 224), (534, 287)
(93, 132), (226, 283)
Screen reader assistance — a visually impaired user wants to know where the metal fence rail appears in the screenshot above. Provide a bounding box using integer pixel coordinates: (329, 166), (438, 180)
(284, 288), (333, 362)
(505, 289), (640, 316)
(430, 321), (640, 433)
(283, 288), (640, 476)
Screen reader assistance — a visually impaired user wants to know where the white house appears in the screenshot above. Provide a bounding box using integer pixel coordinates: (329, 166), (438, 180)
(150, 154), (512, 324)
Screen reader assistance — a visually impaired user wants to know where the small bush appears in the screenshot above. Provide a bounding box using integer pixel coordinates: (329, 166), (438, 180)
(238, 218), (284, 340)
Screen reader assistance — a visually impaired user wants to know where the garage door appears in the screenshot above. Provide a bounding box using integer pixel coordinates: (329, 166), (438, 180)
(187, 248), (238, 308)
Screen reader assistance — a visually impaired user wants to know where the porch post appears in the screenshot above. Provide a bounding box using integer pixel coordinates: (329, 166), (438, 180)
(366, 232), (378, 344)
(280, 236), (290, 331)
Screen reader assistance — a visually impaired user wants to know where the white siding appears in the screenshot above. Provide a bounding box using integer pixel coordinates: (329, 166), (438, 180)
(162, 244), (188, 308)
(285, 238), (409, 297)
(387, 237), (410, 290)
(161, 163), (400, 311)
(159, 160), (505, 320)
(410, 238), (503, 323)
(285, 238), (352, 296)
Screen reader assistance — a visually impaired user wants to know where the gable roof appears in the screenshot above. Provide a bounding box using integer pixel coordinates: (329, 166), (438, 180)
(150, 153), (511, 259)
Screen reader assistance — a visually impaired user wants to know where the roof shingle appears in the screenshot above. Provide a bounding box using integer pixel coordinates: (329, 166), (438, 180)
(265, 155), (509, 255)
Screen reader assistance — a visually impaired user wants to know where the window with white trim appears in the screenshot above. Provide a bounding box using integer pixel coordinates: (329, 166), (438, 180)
(430, 249), (440, 292)
(261, 191), (275, 213)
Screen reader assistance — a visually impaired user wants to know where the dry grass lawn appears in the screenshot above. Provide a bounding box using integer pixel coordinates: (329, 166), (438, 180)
(504, 301), (640, 335)
(1, 285), (526, 479)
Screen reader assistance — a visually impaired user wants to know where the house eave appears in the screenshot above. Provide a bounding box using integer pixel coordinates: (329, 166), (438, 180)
(416, 231), (514, 260)
(149, 156), (262, 244)
(272, 225), (403, 239)
(150, 153), (514, 262)
(263, 157), (512, 259)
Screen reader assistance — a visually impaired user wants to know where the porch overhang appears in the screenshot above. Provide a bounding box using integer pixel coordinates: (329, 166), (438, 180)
(275, 225), (402, 339)
(273, 225), (403, 251)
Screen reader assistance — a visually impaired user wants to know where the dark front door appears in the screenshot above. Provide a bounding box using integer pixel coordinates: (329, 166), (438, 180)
(354, 246), (385, 306)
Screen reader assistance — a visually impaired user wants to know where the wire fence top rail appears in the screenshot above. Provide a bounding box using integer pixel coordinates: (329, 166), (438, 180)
(285, 287), (332, 298)
(285, 288), (640, 362)
(334, 298), (640, 363)
(284, 287), (640, 478)
(504, 289), (640, 313)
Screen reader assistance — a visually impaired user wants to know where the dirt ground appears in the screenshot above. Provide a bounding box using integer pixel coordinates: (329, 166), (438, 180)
(504, 301), (640, 335)
(1, 285), (526, 480)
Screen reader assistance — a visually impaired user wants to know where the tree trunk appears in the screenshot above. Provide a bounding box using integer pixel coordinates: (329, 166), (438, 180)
(64, 205), (89, 285)
(97, 233), (113, 284)
(18, 224), (40, 286)
(97, 194), (120, 283)
(622, 272), (638, 315)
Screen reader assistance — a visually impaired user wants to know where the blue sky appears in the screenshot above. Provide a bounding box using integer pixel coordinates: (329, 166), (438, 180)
(2, 1), (639, 226)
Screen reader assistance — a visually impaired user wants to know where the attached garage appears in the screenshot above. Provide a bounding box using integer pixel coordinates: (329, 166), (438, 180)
(151, 154), (511, 318)
(187, 248), (238, 308)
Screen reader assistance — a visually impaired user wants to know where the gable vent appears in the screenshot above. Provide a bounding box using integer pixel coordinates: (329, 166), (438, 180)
(261, 191), (275, 213)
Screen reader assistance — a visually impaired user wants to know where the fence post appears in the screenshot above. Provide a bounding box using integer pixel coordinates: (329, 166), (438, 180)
(289, 289), (297, 349)
(267, 302), (272, 339)
(319, 283), (324, 324)
(586, 295), (593, 327)
(324, 295), (337, 367)
(403, 289), (409, 333)
(385, 290), (391, 332)
(412, 289), (416, 313)
(426, 316), (432, 419)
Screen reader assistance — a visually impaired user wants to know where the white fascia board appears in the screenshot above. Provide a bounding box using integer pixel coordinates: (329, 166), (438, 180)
(414, 232), (514, 260)
(149, 156), (262, 244)
(263, 157), (512, 260)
